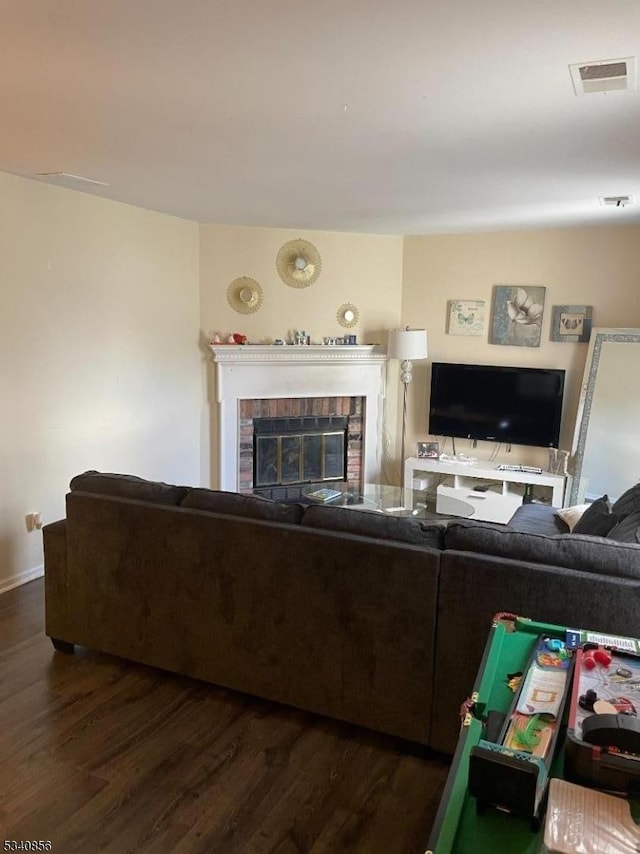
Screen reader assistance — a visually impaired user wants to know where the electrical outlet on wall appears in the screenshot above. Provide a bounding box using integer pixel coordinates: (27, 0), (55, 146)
(25, 512), (43, 532)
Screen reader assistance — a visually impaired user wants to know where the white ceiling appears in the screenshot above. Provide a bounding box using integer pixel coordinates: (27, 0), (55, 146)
(2, 0), (640, 235)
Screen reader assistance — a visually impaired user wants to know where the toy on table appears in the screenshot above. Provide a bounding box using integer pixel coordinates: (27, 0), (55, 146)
(582, 645), (612, 670)
(468, 634), (574, 829)
(565, 635), (640, 792)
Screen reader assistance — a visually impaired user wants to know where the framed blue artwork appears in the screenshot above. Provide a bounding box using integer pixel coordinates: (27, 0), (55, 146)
(490, 285), (546, 347)
(550, 305), (593, 343)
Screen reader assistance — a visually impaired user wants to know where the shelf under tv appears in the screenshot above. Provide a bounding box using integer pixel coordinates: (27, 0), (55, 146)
(403, 458), (566, 524)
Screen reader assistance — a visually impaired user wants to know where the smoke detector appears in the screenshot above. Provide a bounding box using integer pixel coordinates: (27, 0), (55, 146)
(599, 194), (635, 207)
(569, 57), (636, 95)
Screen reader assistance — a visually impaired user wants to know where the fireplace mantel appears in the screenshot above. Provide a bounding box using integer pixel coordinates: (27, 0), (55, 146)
(210, 344), (384, 371)
(209, 345), (388, 491)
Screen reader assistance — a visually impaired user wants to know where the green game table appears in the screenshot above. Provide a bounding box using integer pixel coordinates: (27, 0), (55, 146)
(426, 615), (567, 854)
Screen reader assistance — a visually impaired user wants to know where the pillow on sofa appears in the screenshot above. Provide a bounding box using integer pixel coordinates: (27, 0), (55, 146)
(181, 488), (304, 524)
(444, 519), (640, 580)
(555, 503), (590, 532)
(510, 503), (570, 535)
(301, 504), (445, 549)
(69, 470), (188, 505)
(612, 483), (640, 520)
(572, 495), (618, 537)
(607, 510), (640, 544)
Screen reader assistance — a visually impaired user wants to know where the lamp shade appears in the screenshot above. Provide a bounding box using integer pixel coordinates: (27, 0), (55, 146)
(387, 328), (428, 361)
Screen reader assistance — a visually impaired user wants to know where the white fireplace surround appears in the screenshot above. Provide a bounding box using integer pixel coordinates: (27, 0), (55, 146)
(210, 345), (387, 492)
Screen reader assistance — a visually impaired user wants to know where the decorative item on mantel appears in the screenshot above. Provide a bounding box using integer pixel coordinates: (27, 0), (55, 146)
(209, 332), (248, 345)
(293, 329), (310, 345)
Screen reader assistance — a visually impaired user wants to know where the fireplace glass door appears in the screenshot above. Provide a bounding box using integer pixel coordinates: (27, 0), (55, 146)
(254, 417), (347, 488)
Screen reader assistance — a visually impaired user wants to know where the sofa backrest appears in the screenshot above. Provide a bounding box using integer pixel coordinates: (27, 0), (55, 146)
(70, 470), (188, 505)
(181, 487), (304, 524)
(444, 519), (640, 580)
(301, 503), (446, 549)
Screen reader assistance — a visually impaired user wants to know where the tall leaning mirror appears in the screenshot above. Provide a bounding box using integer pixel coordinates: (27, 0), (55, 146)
(569, 328), (640, 504)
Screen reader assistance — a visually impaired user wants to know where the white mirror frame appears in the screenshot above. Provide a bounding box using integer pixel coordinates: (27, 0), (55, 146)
(569, 327), (640, 504)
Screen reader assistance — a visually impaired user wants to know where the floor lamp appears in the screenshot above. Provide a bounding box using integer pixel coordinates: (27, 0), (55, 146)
(387, 327), (428, 489)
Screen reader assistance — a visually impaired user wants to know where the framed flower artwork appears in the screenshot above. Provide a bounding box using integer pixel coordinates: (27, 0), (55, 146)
(489, 285), (546, 347)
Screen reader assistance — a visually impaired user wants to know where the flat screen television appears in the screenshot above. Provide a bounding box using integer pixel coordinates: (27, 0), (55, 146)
(428, 362), (565, 448)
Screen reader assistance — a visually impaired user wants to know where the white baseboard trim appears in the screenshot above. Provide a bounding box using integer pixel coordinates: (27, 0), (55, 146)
(0, 564), (44, 596)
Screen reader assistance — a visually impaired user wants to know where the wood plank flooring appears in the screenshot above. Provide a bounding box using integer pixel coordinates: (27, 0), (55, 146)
(0, 579), (450, 853)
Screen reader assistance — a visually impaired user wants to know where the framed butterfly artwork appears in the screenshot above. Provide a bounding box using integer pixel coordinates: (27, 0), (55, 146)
(550, 305), (592, 343)
(447, 300), (486, 336)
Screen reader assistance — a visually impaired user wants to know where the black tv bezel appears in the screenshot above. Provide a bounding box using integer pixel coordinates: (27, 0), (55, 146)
(428, 361), (565, 448)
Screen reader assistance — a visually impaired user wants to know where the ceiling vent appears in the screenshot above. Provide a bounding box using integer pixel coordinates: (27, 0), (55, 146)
(569, 57), (636, 95)
(599, 194), (634, 207)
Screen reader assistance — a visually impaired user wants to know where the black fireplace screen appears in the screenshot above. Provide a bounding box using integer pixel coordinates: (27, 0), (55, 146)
(253, 416), (348, 487)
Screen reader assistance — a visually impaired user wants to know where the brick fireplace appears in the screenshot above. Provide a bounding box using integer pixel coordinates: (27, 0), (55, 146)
(209, 345), (387, 493)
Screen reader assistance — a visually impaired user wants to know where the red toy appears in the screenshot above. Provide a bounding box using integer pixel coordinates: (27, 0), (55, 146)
(582, 646), (612, 670)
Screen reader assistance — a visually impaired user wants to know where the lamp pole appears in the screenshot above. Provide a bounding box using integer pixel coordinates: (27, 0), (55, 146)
(387, 327), (428, 491)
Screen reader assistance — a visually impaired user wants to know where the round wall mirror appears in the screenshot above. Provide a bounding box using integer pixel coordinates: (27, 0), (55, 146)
(336, 303), (359, 328)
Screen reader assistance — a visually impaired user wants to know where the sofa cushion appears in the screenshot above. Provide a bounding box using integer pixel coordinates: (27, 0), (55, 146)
(612, 483), (640, 520)
(509, 503), (569, 535)
(181, 488), (304, 524)
(608, 510), (640, 545)
(444, 519), (640, 579)
(69, 470), (188, 505)
(573, 495), (618, 537)
(301, 504), (446, 549)
(555, 503), (589, 532)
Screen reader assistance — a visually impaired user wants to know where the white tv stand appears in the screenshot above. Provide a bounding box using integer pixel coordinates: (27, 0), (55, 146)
(403, 457), (566, 523)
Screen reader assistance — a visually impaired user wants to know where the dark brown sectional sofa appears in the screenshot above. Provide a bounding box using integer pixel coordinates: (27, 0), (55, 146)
(43, 472), (640, 755)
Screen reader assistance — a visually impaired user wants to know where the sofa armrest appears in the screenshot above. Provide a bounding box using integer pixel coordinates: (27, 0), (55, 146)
(43, 519), (71, 641)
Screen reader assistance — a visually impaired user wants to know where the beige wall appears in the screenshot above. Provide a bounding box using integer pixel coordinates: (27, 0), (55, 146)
(401, 226), (640, 470)
(4, 170), (639, 590)
(0, 171), (200, 592)
(199, 224), (404, 486)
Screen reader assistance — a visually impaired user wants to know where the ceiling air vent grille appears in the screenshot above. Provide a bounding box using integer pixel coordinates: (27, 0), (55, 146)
(569, 57), (636, 95)
(599, 195), (634, 208)
(581, 61), (627, 81)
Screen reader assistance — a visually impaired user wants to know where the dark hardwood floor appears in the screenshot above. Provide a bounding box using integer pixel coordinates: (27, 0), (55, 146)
(0, 579), (450, 853)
